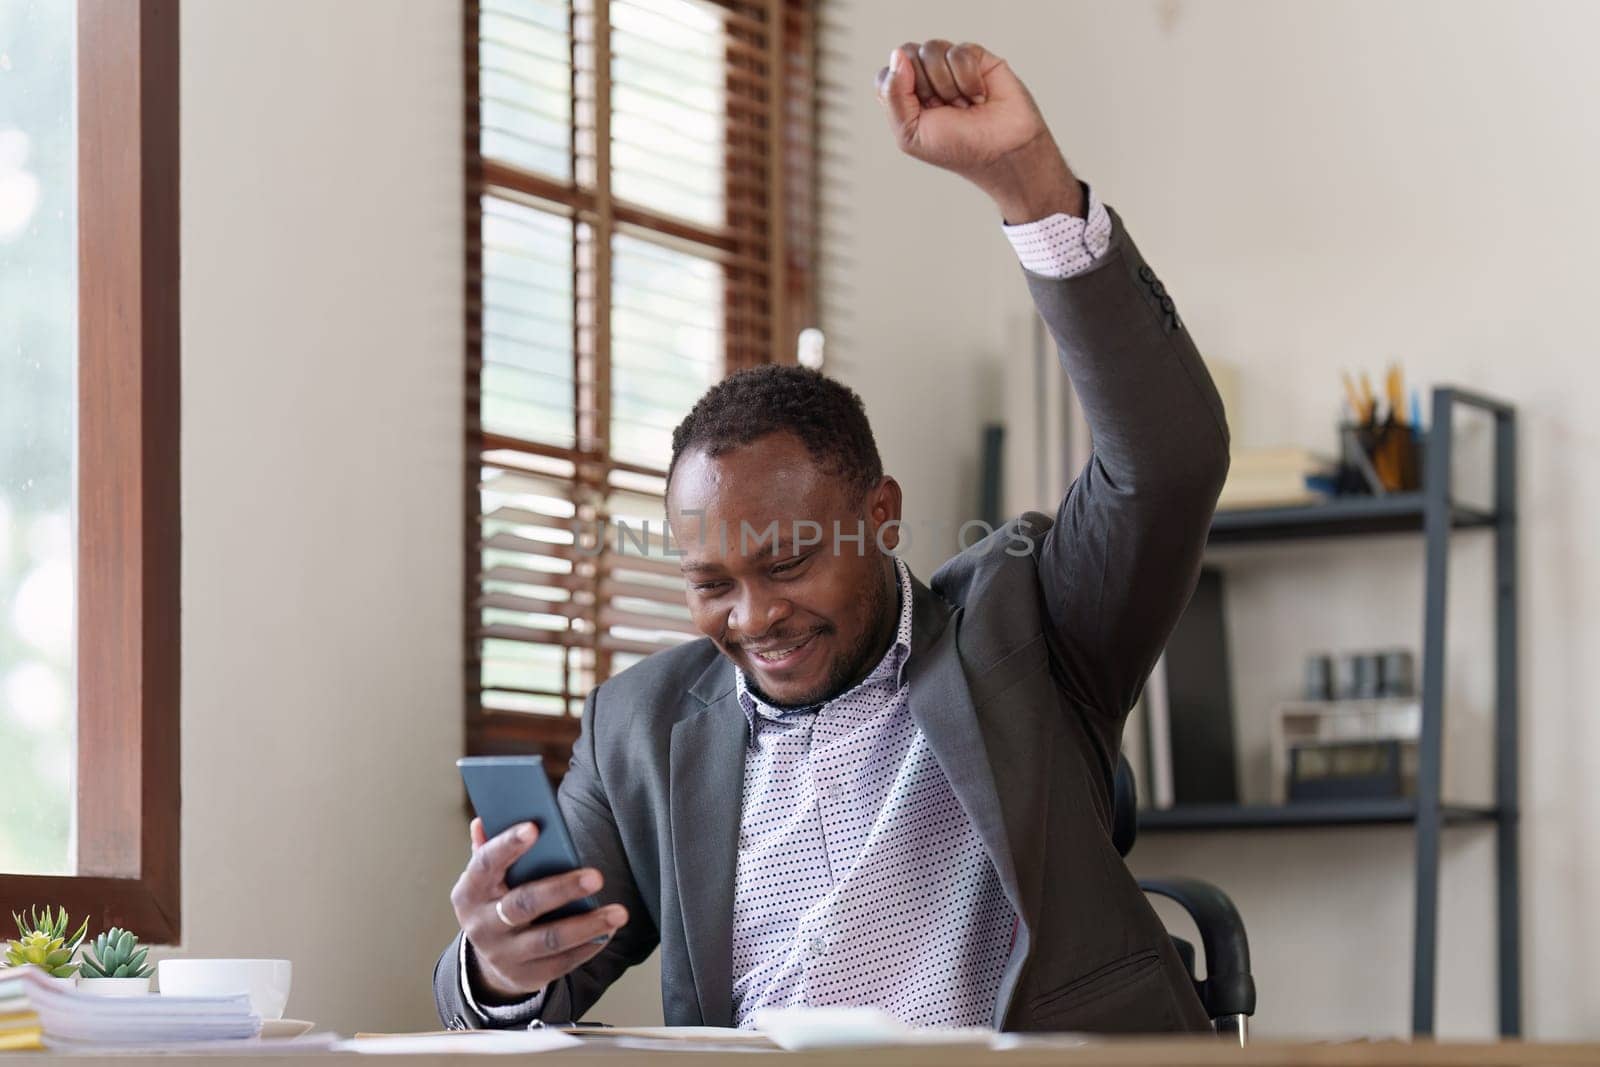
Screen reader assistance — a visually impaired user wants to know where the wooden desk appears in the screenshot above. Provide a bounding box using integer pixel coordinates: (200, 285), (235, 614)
(13, 1039), (1600, 1065)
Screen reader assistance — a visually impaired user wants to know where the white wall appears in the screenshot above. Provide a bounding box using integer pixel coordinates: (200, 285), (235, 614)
(823, 0), (1600, 1040)
(178, 0), (467, 1034)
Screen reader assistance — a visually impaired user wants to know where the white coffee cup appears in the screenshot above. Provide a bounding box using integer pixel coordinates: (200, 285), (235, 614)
(157, 959), (292, 1020)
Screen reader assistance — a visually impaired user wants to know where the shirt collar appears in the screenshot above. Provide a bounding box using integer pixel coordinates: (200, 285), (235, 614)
(736, 557), (915, 730)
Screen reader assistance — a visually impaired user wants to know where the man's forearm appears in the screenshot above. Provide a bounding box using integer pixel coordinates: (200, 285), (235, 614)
(977, 136), (1085, 223)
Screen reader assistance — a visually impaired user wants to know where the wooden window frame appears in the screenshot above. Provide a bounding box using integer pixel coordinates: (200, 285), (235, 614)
(463, 0), (819, 767)
(0, 0), (181, 943)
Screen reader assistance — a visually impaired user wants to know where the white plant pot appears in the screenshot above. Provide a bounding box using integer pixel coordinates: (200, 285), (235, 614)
(48, 974), (77, 989)
(78, 976), (152, 996)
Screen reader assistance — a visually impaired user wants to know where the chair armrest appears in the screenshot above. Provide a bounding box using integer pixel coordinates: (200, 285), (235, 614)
(1138, 876), (1256, 1020)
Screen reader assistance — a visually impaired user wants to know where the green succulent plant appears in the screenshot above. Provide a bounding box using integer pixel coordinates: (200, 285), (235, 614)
(80, 927), (153, 980)
(4, 905), (89, 978)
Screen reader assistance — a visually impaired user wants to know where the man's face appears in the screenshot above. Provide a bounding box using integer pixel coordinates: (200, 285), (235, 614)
(666, 431), (902, 708)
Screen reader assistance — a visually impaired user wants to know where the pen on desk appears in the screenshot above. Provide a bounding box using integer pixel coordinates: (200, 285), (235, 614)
(1386, 363), (1405, 425)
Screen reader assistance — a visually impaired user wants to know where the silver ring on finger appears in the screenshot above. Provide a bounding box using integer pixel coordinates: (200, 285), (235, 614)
(494, 896), (518, 928)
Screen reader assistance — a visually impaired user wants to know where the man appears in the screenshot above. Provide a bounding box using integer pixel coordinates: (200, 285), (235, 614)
(436, 38), (1229, 1033)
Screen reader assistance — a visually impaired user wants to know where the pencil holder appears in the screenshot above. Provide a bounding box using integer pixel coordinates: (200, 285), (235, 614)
(1338, 422), (1423, 494)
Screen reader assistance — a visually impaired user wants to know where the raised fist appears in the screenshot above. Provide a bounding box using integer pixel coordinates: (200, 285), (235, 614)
(873, 40), (1081, 223)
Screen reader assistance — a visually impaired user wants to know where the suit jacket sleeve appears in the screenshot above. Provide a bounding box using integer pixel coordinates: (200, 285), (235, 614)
(1026, 204), (1230, 746)
(434, 688), (660, 1028)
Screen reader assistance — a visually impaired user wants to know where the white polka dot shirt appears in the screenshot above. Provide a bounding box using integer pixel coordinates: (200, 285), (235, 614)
(729, 558), (1014, 1029)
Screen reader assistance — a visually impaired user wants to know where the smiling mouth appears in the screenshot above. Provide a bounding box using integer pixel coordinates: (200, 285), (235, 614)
(743, 632), (818, 668)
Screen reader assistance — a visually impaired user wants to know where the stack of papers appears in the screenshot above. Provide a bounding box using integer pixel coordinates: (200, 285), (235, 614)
(0, 1003), (40, 1052)
(0, 965), (261, 1051)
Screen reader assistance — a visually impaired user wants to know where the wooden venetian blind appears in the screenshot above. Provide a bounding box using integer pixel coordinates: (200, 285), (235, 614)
(465, 0), (821, 764)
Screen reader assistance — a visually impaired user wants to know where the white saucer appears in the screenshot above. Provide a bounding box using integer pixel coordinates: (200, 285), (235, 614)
(261, 1019), (315, 1039)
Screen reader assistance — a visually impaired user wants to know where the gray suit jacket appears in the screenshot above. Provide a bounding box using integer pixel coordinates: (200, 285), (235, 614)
(436, 205), (1230, 1033)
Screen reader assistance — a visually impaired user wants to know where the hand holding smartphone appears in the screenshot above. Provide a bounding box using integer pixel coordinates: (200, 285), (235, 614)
(457, 756), (598, 918)
(450, 757), (629, 1001)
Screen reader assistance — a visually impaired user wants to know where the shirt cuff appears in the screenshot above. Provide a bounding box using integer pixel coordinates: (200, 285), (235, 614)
(459, 936), (547, 1026)
(1001, 187), (1112, 279)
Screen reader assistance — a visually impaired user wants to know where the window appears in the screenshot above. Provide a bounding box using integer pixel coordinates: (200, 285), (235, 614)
(0, 0), (180, 940)
(1, 0), (76, 880)
(465, 0), (820, 766)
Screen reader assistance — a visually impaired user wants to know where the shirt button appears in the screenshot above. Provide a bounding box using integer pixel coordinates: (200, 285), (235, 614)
(808, 937), (827, 956)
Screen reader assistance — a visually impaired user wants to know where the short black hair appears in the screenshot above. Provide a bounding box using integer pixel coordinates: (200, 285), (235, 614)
(667, 364), (883, 498)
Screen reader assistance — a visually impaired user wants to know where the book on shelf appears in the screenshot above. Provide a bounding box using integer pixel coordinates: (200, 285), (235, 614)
(1126, 570), (1241, 809)
(1128, 655), (1174, 810)
(1217, 446), (1337, 510)
(1162, 568), (1240, 805)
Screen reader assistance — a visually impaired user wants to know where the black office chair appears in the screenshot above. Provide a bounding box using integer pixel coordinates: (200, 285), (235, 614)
(1112, 754), (1257, 1044)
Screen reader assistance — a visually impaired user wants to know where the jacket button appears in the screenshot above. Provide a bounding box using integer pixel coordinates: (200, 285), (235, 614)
(1160, 296), (1175, 313)
(1137, 265), (1155, 283)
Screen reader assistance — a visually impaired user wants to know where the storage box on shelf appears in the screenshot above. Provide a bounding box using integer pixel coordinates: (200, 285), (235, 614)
(1272, 698), (1421, 804)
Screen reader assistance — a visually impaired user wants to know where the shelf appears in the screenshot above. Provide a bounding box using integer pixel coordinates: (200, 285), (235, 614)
(1138, 800), (1500, 832)
(1208, 493), (1496, 545)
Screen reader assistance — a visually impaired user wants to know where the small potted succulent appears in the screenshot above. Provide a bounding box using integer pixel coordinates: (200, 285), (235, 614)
(5, 906), (88, 986)
(78, 927), (155, 996)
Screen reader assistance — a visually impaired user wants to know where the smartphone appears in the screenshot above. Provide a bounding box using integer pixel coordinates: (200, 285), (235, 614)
(456, 755), (597, 920)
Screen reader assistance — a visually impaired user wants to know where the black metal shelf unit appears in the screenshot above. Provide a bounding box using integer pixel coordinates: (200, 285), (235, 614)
(1137, 387), (1520, 1038)
(1138, 799), (1499, 832)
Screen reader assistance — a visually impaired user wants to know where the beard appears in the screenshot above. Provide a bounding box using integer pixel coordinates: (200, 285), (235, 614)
(745, 564), (897, 711)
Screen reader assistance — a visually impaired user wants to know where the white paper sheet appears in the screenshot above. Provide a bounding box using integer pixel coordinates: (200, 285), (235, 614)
(752, 1007), (995, 1050)
(331, 1030), (580, 1055)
